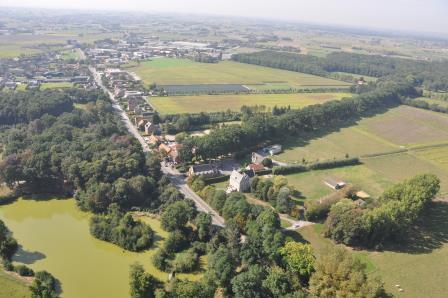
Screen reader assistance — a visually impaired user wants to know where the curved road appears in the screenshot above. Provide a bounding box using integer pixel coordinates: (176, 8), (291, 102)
(90, 66), (225, 227)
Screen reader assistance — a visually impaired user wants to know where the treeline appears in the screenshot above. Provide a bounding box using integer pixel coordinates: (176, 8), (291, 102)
(402, 97), (448, 115)
(0, 89), (109, 126)
(90, 204), (154, 251)
(324, 174), (440, 248)
(157, 110), (241, 134)
(232, 50), (448, 91)
(180, 80), (415, 161)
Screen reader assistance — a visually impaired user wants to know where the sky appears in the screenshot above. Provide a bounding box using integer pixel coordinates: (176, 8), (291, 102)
(2, 0), (448, 34)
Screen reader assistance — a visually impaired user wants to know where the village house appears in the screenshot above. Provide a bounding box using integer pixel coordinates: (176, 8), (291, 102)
(127, 97), (142, 111)
(188, 164), (221, 178)
(168, 143), (183, 164)
(227, 170), (252, 193)
(251, 152), (265, 164)
(144, 122), (158, 134)
(148, 134), (164, 145)
(246, 163), (265, 172)
(137, 119), (148, 131)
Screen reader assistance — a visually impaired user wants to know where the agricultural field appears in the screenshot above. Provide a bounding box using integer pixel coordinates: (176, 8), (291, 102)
(278, 106), (448, 198)
(149, 92), (351, 114)
(0, 31), (120, 58)
(296, 201), (448, 298)
(127, 58), (352, 87)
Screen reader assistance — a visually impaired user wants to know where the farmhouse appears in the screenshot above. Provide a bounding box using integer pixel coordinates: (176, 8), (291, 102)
(251, 152), (265, 164)
(189, 164), (221, 178)
(227, 170), (252, 193)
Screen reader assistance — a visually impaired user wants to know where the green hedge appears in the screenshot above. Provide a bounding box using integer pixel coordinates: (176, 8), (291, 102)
(204, 175), (230, 184)
(273, 158), (360, 175)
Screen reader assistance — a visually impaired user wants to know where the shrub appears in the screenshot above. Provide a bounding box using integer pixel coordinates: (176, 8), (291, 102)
(15, 264), (35, 276)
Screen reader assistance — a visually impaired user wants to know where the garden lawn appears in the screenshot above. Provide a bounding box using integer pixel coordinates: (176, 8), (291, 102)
(149, 92), (351, 114)
(127, 58), (352, 87)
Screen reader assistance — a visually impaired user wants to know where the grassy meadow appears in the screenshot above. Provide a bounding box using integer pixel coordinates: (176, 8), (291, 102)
(127, 58), (352, 87)
(278, 106), (448, 198)
(40, 82), (74, 90)
(149, 92), (351, 114)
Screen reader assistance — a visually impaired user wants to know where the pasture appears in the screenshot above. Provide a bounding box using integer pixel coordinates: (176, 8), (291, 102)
(148, 92), (351, 114)
(279, 106), (448, 198)
(286, 165), (391, 200)
(127, 58), (352, 87)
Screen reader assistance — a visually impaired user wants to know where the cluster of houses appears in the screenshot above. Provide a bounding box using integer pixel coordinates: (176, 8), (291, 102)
(0, 50), (93, 91)
(85, 37), (226, 67)
(186, 145), (283, 194)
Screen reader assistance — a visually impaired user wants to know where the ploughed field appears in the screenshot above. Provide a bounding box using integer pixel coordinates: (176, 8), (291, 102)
(0, 199), (204, 298)
(148, 92), (351, 114)
(279, 106), (448, 199)
(127, 58), (351, 90)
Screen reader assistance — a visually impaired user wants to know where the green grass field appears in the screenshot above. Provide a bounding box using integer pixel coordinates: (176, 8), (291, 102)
(279, 106), (448, 198)
(40, 82), (74, 90)
(127, 58), (352, 87)
(0, 269), (31, 298)
(295, 201), (448, 298)
(149, 92), (351, 114)
(286, 165), (391, 200)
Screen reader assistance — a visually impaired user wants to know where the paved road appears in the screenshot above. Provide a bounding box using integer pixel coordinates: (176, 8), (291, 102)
(90, 66), (150, 152)
(161, 164), (225, 227)
(90, 66), (225, 227)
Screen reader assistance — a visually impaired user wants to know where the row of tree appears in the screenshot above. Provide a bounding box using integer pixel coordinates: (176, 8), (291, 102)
(232, 50), (448, 91)
(179, 79), (416, 161)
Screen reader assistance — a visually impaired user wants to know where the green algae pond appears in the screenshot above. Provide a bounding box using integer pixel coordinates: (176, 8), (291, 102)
(0, 198), (204, 298)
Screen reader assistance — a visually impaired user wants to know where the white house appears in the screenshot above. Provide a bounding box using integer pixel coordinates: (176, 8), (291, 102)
(227, 170), (251, 193)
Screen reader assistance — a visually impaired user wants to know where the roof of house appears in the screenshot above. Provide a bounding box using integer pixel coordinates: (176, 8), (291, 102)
(247, 163), (265, 172)
(191, 163), (217, 173)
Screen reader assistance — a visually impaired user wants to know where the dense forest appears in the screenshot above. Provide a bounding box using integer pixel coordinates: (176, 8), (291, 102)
(232, 51), (448, 91)
(0, 89), (162, 213)
(130, 184), (386, 297)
